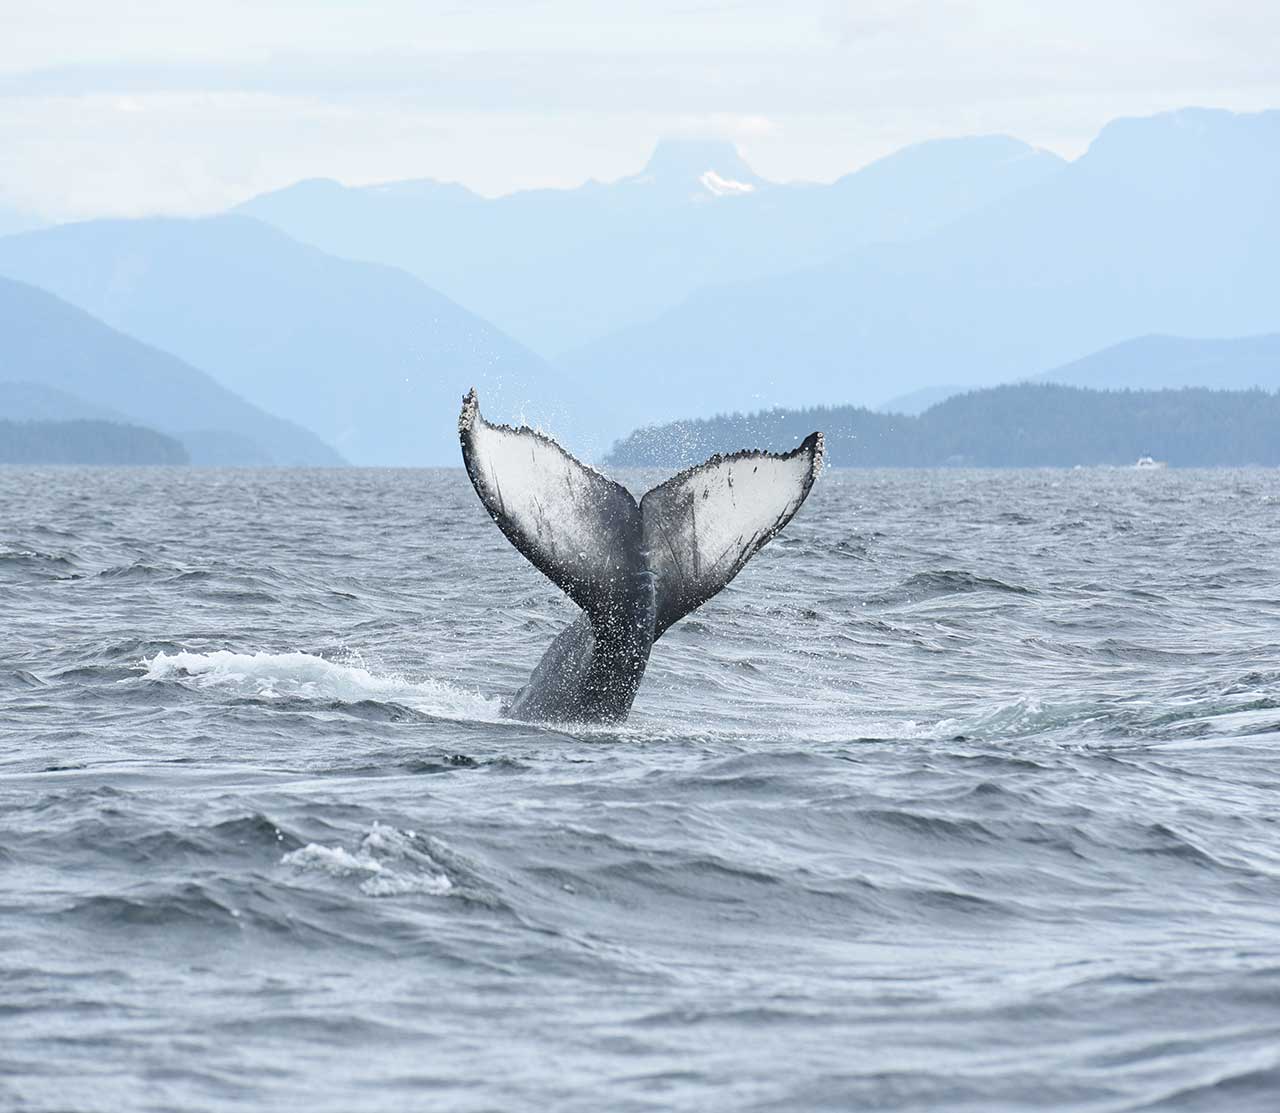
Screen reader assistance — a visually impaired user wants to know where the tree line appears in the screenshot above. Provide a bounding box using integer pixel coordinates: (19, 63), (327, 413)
(606, 384), (1280, 468)
(0, 420), (189, 465)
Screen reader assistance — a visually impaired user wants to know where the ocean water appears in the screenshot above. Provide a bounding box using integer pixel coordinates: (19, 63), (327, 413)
(3, 465), (1280, 1112)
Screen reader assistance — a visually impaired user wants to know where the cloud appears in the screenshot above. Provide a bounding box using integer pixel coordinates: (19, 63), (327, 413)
(0, 1), (1278, 217)
(820, 0), (976, 45)
(4, 40), (1277, 113)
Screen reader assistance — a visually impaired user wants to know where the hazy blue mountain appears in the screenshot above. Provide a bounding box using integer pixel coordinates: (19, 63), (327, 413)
(0, 275), (342, 465)
(607, 384), (1280, 468)
(0, 383), (270, 466)
(177, 430), (275, 467)
(1036, 333), (1280, 390)
(613, 137), (769, 202)
(0, 381), (129, 423)
(0, 201), (42, 237)
(877, 384), (973, 415)
(237, 135), (1064, 355)
(565, 108), (1280, 431)
(0, 217), (572, 465)
(0, 419), (189, 465)
(878, 333), (1280, 411)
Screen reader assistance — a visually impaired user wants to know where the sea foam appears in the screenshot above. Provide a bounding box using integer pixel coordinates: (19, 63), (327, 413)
(282, 822), (453, 897)
(140, 649), (502, 722)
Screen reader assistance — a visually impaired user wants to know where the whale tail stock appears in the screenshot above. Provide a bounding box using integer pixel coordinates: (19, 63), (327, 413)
(458, 388), (823, 639)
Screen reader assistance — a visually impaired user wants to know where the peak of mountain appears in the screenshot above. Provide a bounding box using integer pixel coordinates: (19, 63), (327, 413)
(1074, 107), (1280, 200)
(839, 134), (1063, 188)
(625, 138), (766, 195)
(1085, 106), (1279, 161)
(877, 384), (974, 416)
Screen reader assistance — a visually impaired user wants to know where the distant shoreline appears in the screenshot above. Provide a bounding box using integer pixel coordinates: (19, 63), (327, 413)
(0, 419), (188, 466)
(6, 382), (1280, 469)
(606, 384), (1280, 470)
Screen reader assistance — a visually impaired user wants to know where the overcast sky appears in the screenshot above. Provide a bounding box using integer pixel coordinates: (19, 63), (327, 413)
(2, 0), (1278, 217)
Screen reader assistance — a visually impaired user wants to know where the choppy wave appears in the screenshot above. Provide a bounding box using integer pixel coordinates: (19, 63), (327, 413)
(0, 546), (79, 578)
(5, 466), (1280, 1112)
(282, 822), (454, 897)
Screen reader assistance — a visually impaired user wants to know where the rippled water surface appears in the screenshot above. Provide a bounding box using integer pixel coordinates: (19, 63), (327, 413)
(4, 466), (1280, 1112)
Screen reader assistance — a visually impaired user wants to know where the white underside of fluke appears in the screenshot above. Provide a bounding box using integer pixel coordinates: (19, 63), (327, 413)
(458, 388), (823, 719)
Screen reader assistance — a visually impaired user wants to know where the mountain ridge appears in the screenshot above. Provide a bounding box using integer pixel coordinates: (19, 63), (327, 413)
(878, 332), (1280, 413)
(0, 216), (571, 465)
(0, 418), (190, 466)
(1036, 332), (1280, 391)
(0, 274), (343, 465)
(562, 107), (1280, 432)
(606, 383), (1280, 469)
(235, 133), (1065, 357)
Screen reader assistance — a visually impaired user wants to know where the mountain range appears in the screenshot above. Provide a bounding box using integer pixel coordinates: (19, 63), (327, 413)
(1037, 332), (1280, 391)
(0, 217), (571, 465)
(558, 108), (1280, 432)
(607, 383), (1280, 469)
(879, 333), (1280, 413)
(237, 135), (1064, 357)
(1, 106), (1276, 465)
(0, 418), (189, 466)
(0, 275), (340, 465)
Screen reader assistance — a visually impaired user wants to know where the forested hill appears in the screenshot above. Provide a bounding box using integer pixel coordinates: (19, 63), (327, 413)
(0, 420), (189, 465)
(606, 385), (1280, 468)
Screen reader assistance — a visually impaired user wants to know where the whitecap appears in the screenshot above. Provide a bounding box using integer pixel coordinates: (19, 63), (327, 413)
(137, 649), (502, 722)
(281, 822), (453, 897)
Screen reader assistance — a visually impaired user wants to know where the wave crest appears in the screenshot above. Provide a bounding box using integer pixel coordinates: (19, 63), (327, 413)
(139, 649), (502, 721)
(282, 822), (453, 897)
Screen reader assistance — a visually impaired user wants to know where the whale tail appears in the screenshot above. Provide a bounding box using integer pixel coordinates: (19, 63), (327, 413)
(459, 389), (822, 635)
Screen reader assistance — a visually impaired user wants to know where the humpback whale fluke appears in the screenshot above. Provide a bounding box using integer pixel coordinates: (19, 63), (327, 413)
(459, 389), (823, 723)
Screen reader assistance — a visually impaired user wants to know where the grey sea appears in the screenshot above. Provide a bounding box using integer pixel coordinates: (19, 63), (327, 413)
(3, 466), (1280, 1112)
